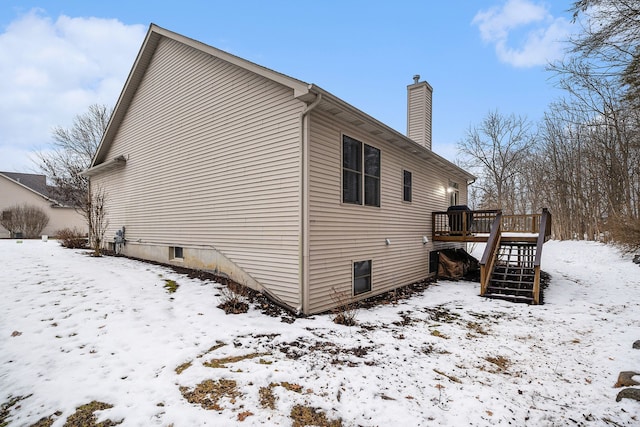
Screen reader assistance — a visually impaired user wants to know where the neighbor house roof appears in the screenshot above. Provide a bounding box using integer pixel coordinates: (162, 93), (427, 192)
(1, 172), (49, 196)
(90, 24), (474, 182)
(0, 172), (73, 207)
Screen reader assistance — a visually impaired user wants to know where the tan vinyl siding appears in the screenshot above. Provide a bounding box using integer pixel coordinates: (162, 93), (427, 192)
(92, 37), (303, 306)
(407, 83), (432, 150)
(307, 110), (466, 313)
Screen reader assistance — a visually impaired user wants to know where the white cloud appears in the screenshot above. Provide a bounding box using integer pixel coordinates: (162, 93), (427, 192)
(0, 9), (145, 172)
(472, 0), (572, 67)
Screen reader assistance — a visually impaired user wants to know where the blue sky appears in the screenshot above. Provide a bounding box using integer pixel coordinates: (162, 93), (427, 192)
(0, 0), (576, 172)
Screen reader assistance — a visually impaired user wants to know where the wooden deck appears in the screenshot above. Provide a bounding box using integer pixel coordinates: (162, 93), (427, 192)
(433, 208), (552, 305)
(432, 209), (546, 243)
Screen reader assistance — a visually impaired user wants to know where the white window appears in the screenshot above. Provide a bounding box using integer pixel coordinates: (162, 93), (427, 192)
(170, 246), (184, 260)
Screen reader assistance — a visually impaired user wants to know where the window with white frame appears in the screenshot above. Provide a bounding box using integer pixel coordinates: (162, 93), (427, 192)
(170, 246), (184, 260)
(342, 135), (380, 207)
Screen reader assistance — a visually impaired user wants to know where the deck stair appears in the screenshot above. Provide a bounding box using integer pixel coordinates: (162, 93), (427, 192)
(433, 207), (552, 304)
(484, 241), (537, 303)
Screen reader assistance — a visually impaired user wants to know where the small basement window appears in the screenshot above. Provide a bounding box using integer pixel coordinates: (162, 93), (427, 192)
(353, 260), (372, 295)
(170, 246), (184, 260)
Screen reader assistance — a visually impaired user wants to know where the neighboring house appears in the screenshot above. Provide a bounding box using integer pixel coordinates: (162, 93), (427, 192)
(0, 172), (86, 238)
(84, 24), (474, 314)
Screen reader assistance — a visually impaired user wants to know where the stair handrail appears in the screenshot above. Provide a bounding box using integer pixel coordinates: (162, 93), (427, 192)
(531, 208), (551, 304)
(480, 211), (503, 296)
(534, 208), (550, 267)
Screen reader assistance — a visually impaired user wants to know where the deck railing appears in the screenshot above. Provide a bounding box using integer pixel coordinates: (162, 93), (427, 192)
(433, 209), (552, 241)
(432, 209), (499, 241)
(502, 213), (540, 234)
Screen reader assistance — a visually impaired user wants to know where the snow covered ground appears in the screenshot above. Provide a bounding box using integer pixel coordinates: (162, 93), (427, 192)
(1, 239), (639, 426)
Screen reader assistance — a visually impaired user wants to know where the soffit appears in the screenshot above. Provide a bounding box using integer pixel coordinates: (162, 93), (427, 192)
(307, 87), (474, 181)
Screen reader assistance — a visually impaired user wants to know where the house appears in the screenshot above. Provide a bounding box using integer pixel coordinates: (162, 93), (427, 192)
(0, 172), (86, 238)
(84, 24), (475, 314)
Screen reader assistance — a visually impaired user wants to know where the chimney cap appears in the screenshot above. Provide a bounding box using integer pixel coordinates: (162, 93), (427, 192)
(413, 74), (420, 84)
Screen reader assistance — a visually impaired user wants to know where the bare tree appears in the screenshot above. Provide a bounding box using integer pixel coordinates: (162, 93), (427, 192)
(37, 104), (111, 215)
(457, 111), (535, 213)
(570, 0), (640, 105)
(0, 204), (50, 238)
(88, 187), (109, 256)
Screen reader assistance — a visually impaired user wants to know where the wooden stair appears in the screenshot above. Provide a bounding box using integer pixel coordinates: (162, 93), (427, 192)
(479, 209), (551, 305)
(484, 242), (538, 303)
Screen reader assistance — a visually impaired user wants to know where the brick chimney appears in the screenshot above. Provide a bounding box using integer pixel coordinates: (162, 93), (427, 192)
(406, 74), (433, 150)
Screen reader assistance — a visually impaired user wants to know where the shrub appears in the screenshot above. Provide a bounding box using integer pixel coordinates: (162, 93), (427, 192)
(217, 282), (249, 314)
(56, 227), (88, 249)
(0, 204), (49, 238)
(331, 287), (358, 326)
(609, 215), (640, 252)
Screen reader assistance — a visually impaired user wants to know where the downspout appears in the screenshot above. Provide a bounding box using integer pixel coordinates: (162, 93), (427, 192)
(298, 92), (322, 314)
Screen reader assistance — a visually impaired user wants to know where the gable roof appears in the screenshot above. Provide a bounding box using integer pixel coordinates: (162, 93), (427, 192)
(90, 24), (474, 182)
(0, 172), (49, 196)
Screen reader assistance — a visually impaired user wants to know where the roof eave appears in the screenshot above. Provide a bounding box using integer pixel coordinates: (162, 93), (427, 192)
(304, 85), (475, 181)
(90, 24), (311, 169)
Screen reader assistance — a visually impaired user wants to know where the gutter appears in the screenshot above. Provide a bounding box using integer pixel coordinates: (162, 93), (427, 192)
(80, 155), (127, 177)
(298, 91), (322, 315)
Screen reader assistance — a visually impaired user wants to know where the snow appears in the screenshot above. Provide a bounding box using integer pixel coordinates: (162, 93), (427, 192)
(1, 239), (639, 426)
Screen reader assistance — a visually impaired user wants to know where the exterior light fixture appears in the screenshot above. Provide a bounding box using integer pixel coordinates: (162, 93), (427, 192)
(385, 238), (391, 245)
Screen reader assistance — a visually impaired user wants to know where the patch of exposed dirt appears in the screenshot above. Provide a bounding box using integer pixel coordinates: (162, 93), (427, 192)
(423, 305), (461, 323)
(277, 339), (372, 366)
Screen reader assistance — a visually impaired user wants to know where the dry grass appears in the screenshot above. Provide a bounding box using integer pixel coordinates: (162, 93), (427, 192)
(484, 355), (511, 371)
(466, 321), (489, 335)
(290, 405), (342, 427)
(163, 279), (179, 294)
(330, 287), (358, 326)
(433, 368), (462, 383)
(278, 382), (304, 393)
(237, 411), (253, 422)
(179, 379), (241, 411)
(203, 352), (269, 368)
(258, 381), (309, 411)
(175, 361), (192, 375)
(197, 341), (226, 358)
(258, 386), (277, 410)
(430, 329), (450, 339)
(63, 401), (121, 427)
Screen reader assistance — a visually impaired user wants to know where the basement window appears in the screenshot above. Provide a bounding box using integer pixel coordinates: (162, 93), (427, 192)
(353, 260), (372, 295)
(170, 246), (184, 260)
